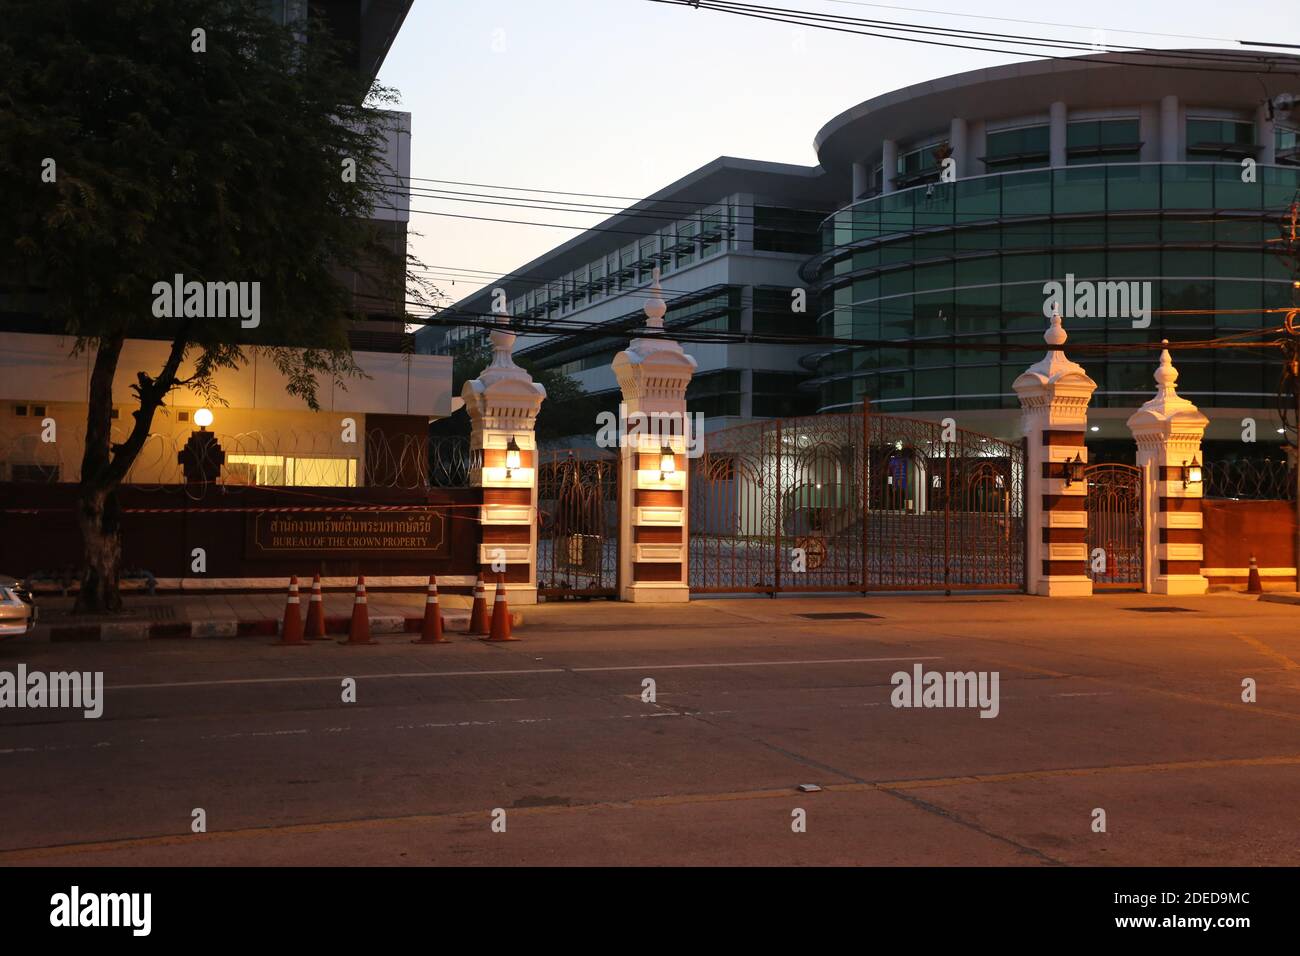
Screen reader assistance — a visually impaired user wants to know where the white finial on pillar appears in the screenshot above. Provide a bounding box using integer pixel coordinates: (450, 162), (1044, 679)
(1153, 338), (1178, 398)
(643, 267), (666, 332)
(487, 308), (519, 372)
(1046, 302), (1067, 347)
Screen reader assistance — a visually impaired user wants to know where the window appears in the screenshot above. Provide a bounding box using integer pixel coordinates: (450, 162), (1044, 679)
(1066, 119), (1141, 164)
(895, 139), (949, 188)
(1186, 119), (1256, 159)
(1278, 125), (1300, 166)
(224, 455), (358, 487)
(9, 463), (58, 482)
(753, 206), (824, 255)
(983, 125), (1050, 171)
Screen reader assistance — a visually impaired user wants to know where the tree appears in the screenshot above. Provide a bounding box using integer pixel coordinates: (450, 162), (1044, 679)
(0, 0), (434, 610)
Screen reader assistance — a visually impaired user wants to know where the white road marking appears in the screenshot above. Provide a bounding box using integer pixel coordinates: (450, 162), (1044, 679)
(571, 656), (942, 673)
(103, 657), (942, 692)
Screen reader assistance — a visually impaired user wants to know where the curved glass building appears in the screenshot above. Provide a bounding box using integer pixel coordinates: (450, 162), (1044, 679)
(807, 51), (1300, 444)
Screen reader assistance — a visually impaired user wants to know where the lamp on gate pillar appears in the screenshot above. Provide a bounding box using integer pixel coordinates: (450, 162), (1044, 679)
(1064, 451), (1085, 487)
(1182, 455), (1203, 489)
(658, 444), (676, 482)
(178, 407), (224, 484)
(505, 436), (521, 479)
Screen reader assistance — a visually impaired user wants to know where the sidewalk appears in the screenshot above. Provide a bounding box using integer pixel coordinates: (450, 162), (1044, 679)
(26, 589), (493, 642)
(19, 586), (1293, 643)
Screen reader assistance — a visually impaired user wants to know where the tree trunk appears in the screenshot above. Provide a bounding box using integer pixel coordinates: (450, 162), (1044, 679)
(75, 333), (126, 614)
(74, 484), (123, 613)
(73, 328), (191, 613)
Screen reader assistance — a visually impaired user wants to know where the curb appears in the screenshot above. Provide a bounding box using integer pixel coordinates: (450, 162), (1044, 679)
(1258, 592), (1300, 607)
(39, 610), (523, 643)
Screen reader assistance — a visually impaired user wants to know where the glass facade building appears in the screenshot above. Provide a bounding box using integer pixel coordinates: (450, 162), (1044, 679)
(813, 162), (1300, 413)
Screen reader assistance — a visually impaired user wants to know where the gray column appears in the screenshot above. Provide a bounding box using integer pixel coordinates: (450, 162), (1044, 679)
(1049, 101), (1067, 167)
(852, 161), (869, 200)
(881, 139), (897, 194)
(1256, 102), (1276, 165)
(948, 117), (968, 178)
(1160, 95), (1181, 162)
(1138, 104), (1159, 162)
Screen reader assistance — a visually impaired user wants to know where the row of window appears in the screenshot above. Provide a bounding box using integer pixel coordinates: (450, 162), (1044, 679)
(819, 277), (1294, 346)
(871, 117), (1297, 191)
(828, 164), (1300, 262)
(819, 358), (1279, 413)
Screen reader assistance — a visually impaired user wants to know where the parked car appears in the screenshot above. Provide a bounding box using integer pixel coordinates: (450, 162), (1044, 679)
(0, 574), (37, 638)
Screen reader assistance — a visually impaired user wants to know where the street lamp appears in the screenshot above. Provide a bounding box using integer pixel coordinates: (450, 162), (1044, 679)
(504, 436), (521, 479)
(659, 445), (676, 482)
(1182, 456), (1203, 490)
(178, 408), (223, 484)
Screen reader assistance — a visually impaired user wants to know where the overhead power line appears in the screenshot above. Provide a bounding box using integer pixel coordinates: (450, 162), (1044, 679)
(646, 0), (1300, 75)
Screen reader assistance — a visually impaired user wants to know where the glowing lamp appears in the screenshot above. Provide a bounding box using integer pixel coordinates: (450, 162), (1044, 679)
(659, 445), (676, 482)
(1183, 456), (1203, 489)
(505, 437), (521, 478)
(194, 407), (214, 429)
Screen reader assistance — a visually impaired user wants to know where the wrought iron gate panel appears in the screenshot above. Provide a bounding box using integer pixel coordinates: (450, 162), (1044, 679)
(689, 412), (1025, 593)
(689, 420), (777, 592)
(537, 450), (618, 598)
(1084, 464), (1143, 588)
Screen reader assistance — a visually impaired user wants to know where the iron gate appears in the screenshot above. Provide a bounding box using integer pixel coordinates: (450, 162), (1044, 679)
(688, 412), (1025, 593)
(1084, 463), (1143, 588)
(537, 450), (619, 598)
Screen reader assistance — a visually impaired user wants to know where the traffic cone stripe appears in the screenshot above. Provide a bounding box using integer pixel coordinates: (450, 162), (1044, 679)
(278, 576), (305, 645)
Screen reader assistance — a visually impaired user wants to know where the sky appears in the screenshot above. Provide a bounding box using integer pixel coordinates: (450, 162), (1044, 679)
(375, 0), (1296, 306)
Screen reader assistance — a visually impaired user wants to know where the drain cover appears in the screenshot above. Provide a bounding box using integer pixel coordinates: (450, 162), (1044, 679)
(1124, 606), (1197, 613)
(798, 612), (881, 620)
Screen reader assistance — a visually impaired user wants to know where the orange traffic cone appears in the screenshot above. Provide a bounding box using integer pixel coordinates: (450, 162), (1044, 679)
(304, 573), (328, 640)
(343, 575), (375, 645)
(483, 574), (517, 642)
(277, 576), (305, 645)
(1247, 554), (1263, 594)
(467, 575), (489, 635)
(413, 575), (448, 644)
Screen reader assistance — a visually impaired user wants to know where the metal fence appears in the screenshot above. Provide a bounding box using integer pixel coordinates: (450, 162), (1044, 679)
(1203, 458), (1296, 500)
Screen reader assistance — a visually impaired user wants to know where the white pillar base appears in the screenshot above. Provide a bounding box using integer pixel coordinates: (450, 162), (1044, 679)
(620, 582), (690, 603)
(1151, 575), (1208, 596)
(1036, 576), (1093, 597)
(502, 584), (538, 606)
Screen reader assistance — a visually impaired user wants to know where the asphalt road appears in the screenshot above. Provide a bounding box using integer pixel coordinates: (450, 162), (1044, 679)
(2, 591), (1299, 866)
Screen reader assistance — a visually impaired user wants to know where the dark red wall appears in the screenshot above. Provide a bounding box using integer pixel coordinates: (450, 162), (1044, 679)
(1202, 499), (1297, 571)
(0, 483), (482, 583)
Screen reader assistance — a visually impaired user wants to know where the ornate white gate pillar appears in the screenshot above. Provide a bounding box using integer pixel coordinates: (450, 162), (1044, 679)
(462, 312), (546, 605)
(611, 271), (697, 602)
(1126, 342), (1209, 595)
(1012, 307), (1098, 596)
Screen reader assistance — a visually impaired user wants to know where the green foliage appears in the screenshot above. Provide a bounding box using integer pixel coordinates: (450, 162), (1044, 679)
(0, 0), (432, 409)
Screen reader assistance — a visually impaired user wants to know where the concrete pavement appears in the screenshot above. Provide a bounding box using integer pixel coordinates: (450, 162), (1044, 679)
(1, 591), (1298, 865)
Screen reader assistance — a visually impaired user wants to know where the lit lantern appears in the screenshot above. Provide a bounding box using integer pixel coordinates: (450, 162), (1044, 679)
(659, 445), (676, 482)
(193, 407), (214, 429)
(505, 437), (521, 478)
(1183, 456), (1203, 489)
